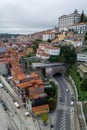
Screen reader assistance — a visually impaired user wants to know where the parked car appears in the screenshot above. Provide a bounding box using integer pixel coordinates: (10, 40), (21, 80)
(0, 83), (4, 88)
(59, 97), (62, 101)
(71, 101), (74, 106)
(66, 89), (69, 92)
(2, 102), (7, 111)
(71, 97), (74, 101)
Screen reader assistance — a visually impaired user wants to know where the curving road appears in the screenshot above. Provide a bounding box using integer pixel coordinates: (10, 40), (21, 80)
(54, 75), (71, 130)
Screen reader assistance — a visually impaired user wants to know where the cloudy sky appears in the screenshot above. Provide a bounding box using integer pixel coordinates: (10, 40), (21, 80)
(0, 0), (87, 34)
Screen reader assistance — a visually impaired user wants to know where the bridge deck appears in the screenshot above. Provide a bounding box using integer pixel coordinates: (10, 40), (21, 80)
(32, 62), (65, 68)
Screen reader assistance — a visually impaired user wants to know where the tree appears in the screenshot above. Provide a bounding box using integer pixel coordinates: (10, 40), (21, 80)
(48, 55), (61, 63)
(80, 10), (87, 23)
(33, 40), (41, 53)
(80, 10), (85, 22)
(84, 31), (87, 41)
(81, 77), (87, 91)
(60, 45), (77, 67)
(83, 16), (87, 22)
(41, 113), (48, 125)
(47, 39), (51, 43)
(48, 98), (56, 111)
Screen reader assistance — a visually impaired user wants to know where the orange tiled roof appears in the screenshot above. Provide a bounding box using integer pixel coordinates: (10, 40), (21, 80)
(29, 85), (44, 91)
(30, 73), (39, 78)
(33, 93), (47, 99)
(32, 104), (49, 113)
(36, 79), (43, 85)
(18, 81), (32, 89)
(17, 73), (27, 80)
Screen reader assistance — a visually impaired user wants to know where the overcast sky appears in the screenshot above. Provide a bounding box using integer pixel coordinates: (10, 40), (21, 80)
(0, 0), (87, 34)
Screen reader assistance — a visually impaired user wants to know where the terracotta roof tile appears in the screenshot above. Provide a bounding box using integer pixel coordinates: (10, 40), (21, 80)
(32, 104), (49, 113)
(18, 81), (32, 89)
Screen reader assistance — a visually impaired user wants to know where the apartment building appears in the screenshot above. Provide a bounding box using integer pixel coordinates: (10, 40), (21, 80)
(36, 43), (60, 59)
(77, 53), (87, 62)
(43, 31), (56, 41)
(68, 22), (87, 34)
(58, 9), (81, 31)
(32, 93), (49, 115)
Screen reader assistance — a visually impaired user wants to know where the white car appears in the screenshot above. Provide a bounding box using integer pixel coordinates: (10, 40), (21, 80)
(0, 83), (4, 88)
(66, 89), (69, 92)
(71, 101), (74, 106)
(25, 112), (30, 116)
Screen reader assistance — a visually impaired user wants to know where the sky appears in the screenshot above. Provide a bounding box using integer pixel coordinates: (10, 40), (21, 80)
(0, 0), (87, 34)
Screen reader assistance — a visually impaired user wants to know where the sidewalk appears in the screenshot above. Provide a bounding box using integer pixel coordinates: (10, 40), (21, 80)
(68, 76), (87, 130)
(0, 75), (39, 130)
(35, 111), (57, 130)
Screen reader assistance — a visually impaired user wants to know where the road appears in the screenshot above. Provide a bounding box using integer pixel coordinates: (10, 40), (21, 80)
(0, 82), (39, 130)
(0, 103), (15, 130)
(54, 75), (71, 130)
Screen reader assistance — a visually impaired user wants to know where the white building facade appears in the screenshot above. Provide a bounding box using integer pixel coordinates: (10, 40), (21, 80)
(68, 22), (87, 34)
(58, 9), (81, 31)
(43, 32), (55, 41)
(77, 53), (87, 62)
(36, 43), (60, 60)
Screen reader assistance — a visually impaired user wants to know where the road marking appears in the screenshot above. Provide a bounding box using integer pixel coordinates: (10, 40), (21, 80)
(59, 111), (66, 130)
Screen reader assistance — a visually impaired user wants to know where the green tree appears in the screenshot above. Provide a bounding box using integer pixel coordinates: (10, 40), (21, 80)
(48, 55), (61, 63)
(26, 52), (34, 57)
(47, 39), (51, 43)
(48, 98), (56, 111)
(41, 113), (48, 125)
(80, 10), (85, 22)
(60, 45), (77, 67)
(83, 16), (87, 22)
(81, 77), (87, 91)
(84, 31), (87, 41)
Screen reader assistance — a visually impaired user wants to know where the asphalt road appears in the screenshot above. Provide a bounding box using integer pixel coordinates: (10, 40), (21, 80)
(0, 86), (38, 130)
(54, 75), (71, 130)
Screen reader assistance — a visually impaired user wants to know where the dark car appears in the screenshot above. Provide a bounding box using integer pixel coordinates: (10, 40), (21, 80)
(2, 102), (7, 111)
(59, 97), (62, 101)
(71, 97), (74, 101)
(51, 124), (54, 128)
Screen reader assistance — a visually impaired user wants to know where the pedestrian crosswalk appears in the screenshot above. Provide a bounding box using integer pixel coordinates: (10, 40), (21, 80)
(59, 112), (66, 130)
(58, 109), (70, 130)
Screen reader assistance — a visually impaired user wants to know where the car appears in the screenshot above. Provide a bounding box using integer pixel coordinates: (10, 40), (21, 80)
(71, 101), (74, 106)
(71, 93), (74, 96)
(59, 97), (62, 101)
(0, 83), (4, 88)
(66, 89), (69, 92)
(51, 124), (54, 128)
(2, 102), (7, 111)
(25, 112), (30, 116)
(71, 97), (74, 101)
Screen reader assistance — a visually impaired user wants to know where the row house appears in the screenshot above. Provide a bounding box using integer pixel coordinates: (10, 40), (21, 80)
(32, 93), (49, 116)
(36, 43), (60, 60)
(43, 31), (56, 41)
(36, 48), (50, 60)
(7, 46), (49, 115)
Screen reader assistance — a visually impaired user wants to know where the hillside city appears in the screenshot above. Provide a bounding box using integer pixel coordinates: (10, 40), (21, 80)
(0, 9), (87, 130)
